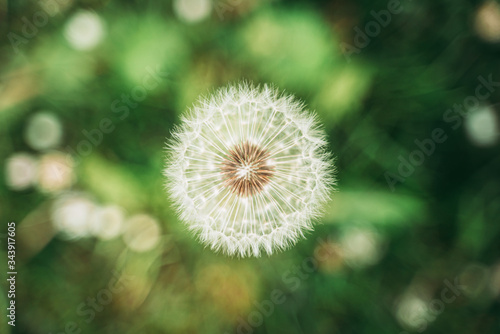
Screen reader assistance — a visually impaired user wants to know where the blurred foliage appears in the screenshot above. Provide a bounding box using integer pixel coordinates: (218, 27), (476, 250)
(1, 0), (500, 333)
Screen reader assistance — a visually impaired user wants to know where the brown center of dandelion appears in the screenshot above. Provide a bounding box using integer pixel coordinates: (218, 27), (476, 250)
(220, 141), (275, 197)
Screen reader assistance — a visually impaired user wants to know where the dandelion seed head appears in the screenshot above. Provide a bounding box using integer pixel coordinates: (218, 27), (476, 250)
(221, 141), (275, 197)
(165, 83), (335, 257)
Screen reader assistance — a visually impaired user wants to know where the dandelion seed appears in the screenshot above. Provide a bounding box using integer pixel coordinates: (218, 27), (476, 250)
(165, 83), (335, 257)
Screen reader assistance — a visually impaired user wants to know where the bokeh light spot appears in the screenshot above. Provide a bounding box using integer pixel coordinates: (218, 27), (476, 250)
(64, 10), (105, 51)
(52, 193), (96, 239)
(5, 153), (38, 191)
(173, 0), (212, 23)
(465, 106), (499, 146)
(475, 1), (500, 43)
(24, 112), (63, 151)
(89, 205), (125, 240)
(37, 152), (75, 193)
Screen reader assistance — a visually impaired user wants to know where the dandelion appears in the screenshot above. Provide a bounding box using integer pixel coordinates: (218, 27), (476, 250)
(165, 83), (334, 257)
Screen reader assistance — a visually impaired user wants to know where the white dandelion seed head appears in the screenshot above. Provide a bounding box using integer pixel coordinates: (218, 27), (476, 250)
(165, 82), (335, 257)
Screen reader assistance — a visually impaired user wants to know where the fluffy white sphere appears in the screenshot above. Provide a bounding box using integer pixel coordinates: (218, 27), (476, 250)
(165, 83), (335, 257)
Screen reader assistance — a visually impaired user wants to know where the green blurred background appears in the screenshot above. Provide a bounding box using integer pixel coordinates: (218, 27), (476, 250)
(1, 0), (500, 333)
